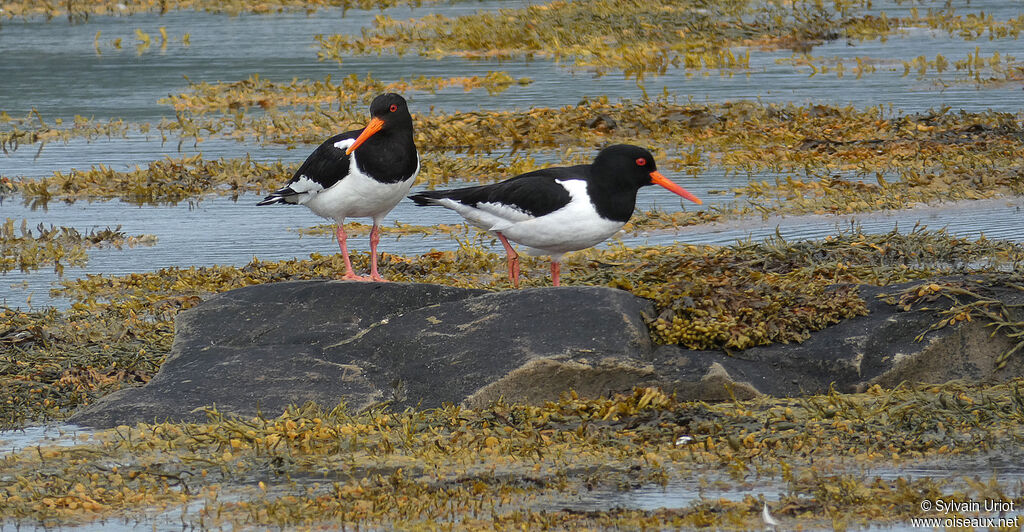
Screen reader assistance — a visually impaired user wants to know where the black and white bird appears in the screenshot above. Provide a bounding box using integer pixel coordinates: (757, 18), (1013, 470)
(257, 93), (418, 281)
(409, 144), (701, 287)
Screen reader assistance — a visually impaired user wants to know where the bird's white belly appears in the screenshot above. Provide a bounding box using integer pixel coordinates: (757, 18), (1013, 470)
(502, 208), (624, 255)
(304, 165), (418, 223)
(440, 178), (625, 257)
(502, 181), (624, 255)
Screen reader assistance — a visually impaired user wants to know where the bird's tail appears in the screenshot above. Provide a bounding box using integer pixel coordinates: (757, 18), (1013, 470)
(257, 186), (298, 206)
(408, 190), (447, 206)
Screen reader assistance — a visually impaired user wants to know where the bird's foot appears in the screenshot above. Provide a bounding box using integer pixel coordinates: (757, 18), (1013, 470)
(339, 272), (373, 282)
(369, 273), (389, 283)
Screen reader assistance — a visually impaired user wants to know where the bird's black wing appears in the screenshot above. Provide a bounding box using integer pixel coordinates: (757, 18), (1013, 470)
(257, 130), (359, 205)
(288, 131), (361, 189)
(410, 165), (588, 217)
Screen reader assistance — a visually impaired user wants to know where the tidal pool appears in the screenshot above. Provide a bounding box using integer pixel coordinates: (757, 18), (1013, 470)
(2, 0), (1023, 308)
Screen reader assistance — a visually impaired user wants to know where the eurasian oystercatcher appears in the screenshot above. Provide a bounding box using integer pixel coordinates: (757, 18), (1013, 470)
(409, 144), (702, 287)
(258, 93), (418, 281)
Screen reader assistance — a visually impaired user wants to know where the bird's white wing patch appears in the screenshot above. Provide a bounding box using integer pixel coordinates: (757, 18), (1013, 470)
(476, 201), (533, 231)
(436, 199), (531, 233)
(554, 179), (587, 199)
(290, 175), (324, 194)
(333, 138), (356, 151)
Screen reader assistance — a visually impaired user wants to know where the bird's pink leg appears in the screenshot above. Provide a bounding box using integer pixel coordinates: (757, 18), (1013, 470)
(550, 261), (561, 287)
(496, 232), (520, 289)
(368, 223), (388, 282)
(335, 225), (370, 281)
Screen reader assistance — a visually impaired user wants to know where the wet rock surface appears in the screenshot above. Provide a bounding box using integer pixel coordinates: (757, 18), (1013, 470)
(71, 278), (1024, 428)
(71, 282), (653, 427)
(652, 281), (1024, 400)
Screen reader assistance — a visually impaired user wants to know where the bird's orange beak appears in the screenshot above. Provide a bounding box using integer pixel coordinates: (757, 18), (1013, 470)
(345, 117), (385, 155)
(650, 171), (702, 205)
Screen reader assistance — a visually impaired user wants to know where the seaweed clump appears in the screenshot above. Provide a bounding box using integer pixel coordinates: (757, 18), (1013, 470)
(580, 227), (1024, 350)
(0, 0), (452, 20)
(3, 228), (1023, 428)
(0, 383), (1023, 529)
(883, 272), (1024, 370)
(0, 305), (170, 428)
(0, 218), (156, 274)
(14, 155), (290, 207)
(160, 72), (530, 114)
(8, 101), (1024, 219)
(315, 0), (838, 79)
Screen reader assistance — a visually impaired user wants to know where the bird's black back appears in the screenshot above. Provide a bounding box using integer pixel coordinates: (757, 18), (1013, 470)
(411, 166), (584, 218)
(289, 130), (358, 189)
(411, 144), (661, 223)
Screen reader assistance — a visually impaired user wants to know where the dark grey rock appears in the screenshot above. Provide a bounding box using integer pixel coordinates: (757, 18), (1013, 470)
(323, 285), (655, 409)
(646, 279), (1024, 399)
(70, 282), (655, 428)
(70, 282), (486, 427)
(70, 276), (1024, 429)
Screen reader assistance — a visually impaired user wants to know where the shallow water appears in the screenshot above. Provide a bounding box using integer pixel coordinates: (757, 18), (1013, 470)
(2, 424), (1021, 531)
(4, 193), (1022, 309)
(0, 422), (86, 456)
(3, 0), (1024, 307)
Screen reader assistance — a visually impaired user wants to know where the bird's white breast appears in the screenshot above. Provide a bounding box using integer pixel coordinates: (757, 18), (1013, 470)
(303, 150), (419, 224)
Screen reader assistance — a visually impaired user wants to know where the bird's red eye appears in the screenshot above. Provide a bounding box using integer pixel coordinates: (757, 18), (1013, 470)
(389, 104), (398, 112)
(636, 158), (647, 166)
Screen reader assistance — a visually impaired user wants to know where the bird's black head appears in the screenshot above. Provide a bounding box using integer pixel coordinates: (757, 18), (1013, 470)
(591, 144), (660, 189)
(368, 93), (413, 127)
(346, 93), (415, 156)
(591, 144), (701, 203)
